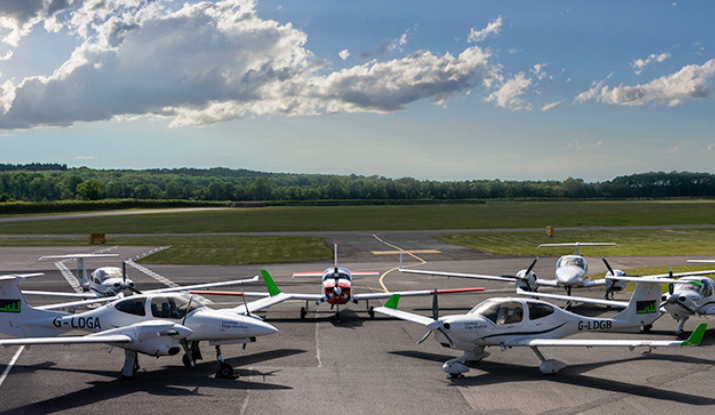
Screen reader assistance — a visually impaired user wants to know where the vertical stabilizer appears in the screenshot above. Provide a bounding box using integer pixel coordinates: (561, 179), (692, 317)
(613, 279), (661, 328)
(0, 276), (66, 338)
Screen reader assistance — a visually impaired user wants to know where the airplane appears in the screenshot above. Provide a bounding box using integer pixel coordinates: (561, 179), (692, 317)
(398, 242), (627, 300)
(0, 274), (278, 379)
(374, 278), (706, 378)
(192, 268), (486, 322)
(21, 253), (136, 299)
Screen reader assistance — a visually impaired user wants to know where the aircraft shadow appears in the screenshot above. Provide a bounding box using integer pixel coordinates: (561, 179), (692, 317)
(389, 349), (715, 406)
(0, 349), (303, 415)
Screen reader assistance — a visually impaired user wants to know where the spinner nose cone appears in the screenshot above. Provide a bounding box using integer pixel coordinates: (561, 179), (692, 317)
(251, 320), (279, 336)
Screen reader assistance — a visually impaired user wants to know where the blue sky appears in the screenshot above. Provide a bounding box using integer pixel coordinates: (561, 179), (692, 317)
(0, 0), (713, 181)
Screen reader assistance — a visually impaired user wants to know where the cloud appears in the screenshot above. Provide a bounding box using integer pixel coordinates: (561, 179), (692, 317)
(468, 16), (502, 43)
(541, 100), (562, 111)
(0, 0), (74, 46)
(0, 0), (500, 129)
(575, 59), (715, 107)
(707, 143), (714, 152)
(632, 52), (671, 75)
(0, 50), (12, 61)
(338, 49), (350, 60)
(361, 29), (409, 59)
(485, 72), (532, 110)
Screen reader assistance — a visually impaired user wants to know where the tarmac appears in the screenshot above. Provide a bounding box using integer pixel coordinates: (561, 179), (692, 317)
(1, 234), (715, 414)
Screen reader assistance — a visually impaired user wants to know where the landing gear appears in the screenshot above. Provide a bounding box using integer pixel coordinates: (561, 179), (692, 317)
(641, 324), (653, 333)
(675, 319), (688, 339)
(181, 341), (203, 367)
(121, 350), (140, 380)
(368, 306), (375, 319)
(300, 306), (307, 319)
(442, 347), (490, 379)
(214, 345), (238, 379)
(531, 346), (566, 375)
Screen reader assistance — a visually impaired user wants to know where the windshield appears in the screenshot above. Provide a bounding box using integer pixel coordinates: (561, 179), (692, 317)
(150, 295), (203, 319)
(557, 256), (586, 270)
(470, 300), (523, 325)
(323, 272), (351, 282)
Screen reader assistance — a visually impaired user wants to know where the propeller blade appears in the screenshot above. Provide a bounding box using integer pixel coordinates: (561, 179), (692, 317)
(182, 296), (193, 326)
(122, 261), (127, 283)
(669, 268), (674, 295)
(432, 288), (439, 320)
(601, 256), (616, 276)
(437, 327), (455, 348)
(525, 256), (539, 275)
(128, 286), (143, 295)
(416, 330), (432, 345)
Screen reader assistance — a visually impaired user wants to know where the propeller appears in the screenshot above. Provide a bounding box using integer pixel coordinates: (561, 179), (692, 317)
(122, 261), (142, 294)
(416, 289), (455, 347)
(504, 257), (539, 291)
(602, 256), (618, 299)
(669, 267), (674, 295)
(182, 296), (193, 326)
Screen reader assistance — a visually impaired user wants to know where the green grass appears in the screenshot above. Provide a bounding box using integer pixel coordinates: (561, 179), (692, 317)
(0, 236), (332, 266)
(435, 228), (715, 256)
(0, 200), (714, 234)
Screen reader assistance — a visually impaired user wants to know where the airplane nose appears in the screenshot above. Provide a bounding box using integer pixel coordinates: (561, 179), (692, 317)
(252, 320), (279, 336)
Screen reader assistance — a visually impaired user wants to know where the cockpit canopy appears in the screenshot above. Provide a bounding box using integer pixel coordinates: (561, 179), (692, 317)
(679, 278), (715, 297)
(469, 299), (555, 325)
(115, 295), (204, 319)
(92, 267), (124, 284)
(556, 256), (587, 271)
(322, 267), (352, 282)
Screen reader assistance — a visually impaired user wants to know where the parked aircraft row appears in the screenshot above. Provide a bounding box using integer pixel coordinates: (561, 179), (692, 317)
(1, 242), (713, 380)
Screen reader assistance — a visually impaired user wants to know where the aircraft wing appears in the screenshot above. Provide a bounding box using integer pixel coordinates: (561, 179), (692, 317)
(606, 276), (707, 285)
(35, 296), (120, 311)
(354, 287), (485, 301)
(581, 279), (607, 288)
(144, 276), (259, 295)
(292, 272), (324, 278)
(505, 323), (706, 348)
(516, 288), (628, 308)
(0, 334), (132, 347)
(398, 267), (515, 283)
(373, 296), (435, 326)
(534, 278), (560, 287)
(22, 290), (95, 299)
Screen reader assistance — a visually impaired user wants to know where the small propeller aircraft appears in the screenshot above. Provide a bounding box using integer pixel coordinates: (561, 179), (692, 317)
(20, 254), (136, 299)
(399, 242), (626, 300)
(0, 274), (278, 379)
(374, 278), (706, 378)
(192, 248), (485, 322)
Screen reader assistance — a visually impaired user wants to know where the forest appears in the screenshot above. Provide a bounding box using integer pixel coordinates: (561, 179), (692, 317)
(0, 163), (714, 203)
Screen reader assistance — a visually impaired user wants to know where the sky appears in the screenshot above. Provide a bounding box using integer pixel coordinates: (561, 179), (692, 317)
(0, 0), (713, 182)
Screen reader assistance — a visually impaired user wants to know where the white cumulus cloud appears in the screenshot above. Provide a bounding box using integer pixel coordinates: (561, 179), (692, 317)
(0, 0), (502, 129)
(575, 59), (715, 107)
(338, 49), (350, 60)
(632, 52), (671, 75)
(485, 72), (532, 110)
(468, 16), (502, 43)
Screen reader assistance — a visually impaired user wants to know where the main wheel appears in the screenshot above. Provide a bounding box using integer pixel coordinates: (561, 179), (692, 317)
(300, 307), (307, 319)
(368, 306), (375, 319)
(216, 363), (235, 378)
(641, 324), (652, 333)
(182, 354), (193, 367)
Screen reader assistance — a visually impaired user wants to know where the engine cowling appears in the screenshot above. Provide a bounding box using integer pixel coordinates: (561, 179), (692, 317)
(605, 269), (628, 292)
(515, 269), (538, 291)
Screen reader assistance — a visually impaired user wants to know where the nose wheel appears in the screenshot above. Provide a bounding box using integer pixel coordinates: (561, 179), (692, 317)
(214, 345), (238, 379)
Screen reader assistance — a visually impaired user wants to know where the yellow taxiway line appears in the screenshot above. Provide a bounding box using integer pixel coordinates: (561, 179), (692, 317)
(372, 234), (429, 293)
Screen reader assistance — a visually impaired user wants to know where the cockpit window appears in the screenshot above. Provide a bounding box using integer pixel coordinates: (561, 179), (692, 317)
(528, 302), (555, 320)
(115, 298), (146, 316)
(150, 296), (201, 319)
(557, 257), (586, 270)
(471, 301), (523, 325)
(323, 272), (351, 282)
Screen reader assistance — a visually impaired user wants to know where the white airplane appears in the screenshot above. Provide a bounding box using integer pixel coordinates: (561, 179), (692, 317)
(374, 278), (706, 378)
(21, 253), (136, 299)
(569, 260), (715, 337)
(192, 269), (485, 322)
(399, 242), (627, 300)
(0, 275), (277, 379)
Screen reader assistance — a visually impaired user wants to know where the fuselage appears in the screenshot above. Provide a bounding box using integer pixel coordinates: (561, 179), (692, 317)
(321, 267), (353, 305)
(662, 277), (715, 320)
(431, 297), (646, 352)
(39, 293), (278, 342)
(554, 255), (588, 286)
(87, 267), (136, 296)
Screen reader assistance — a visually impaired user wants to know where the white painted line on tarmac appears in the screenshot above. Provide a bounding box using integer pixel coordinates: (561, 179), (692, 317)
(0, 346), (25, 389)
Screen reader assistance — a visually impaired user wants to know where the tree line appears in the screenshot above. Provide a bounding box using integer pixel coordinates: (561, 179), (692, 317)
(0, 165), (713, 203)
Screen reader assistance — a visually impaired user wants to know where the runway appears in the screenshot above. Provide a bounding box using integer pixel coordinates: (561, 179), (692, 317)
(1, 236), (714, 414)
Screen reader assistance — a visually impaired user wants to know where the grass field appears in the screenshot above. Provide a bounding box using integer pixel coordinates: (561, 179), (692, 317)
(436, 228), (715, 256)
(0, 236), (332, 265)
(0, 200), (714, 234)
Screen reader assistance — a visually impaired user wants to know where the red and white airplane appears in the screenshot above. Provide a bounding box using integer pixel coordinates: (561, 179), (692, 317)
(193, 242), (485, 321)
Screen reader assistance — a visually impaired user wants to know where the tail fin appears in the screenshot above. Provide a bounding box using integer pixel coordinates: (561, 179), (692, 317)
(0, 276), (66, 338)
(260, 270), (281, 296)
(612, 279), (661, 328)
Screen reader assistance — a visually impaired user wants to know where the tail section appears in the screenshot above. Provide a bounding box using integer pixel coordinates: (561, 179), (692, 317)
(0, 276), (66, 338)
(612, 279), (661, 328)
